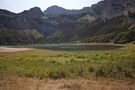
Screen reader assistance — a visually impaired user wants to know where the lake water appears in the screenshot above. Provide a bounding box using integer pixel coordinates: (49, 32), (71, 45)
(21, 44), (124, 51)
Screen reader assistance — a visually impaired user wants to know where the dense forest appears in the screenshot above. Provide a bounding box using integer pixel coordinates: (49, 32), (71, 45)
(0, 27), (33, 45)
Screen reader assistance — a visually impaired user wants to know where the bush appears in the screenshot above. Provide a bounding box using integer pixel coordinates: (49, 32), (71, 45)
(87, 34), (113, 43)
(114, 29), (135, 44)
(96, 67), (106, 77)
(48, 70), (66, 79)
(89, 67), (95, 72)
(133, 41), (135, 44)
(0, 28), (33, 45)
(76, 55), (85, 59)
(76, 67), (84, 76)
(128, 8), (135, 19)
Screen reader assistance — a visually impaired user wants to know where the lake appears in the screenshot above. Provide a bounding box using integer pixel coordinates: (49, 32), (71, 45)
(20, 44), (124, 51)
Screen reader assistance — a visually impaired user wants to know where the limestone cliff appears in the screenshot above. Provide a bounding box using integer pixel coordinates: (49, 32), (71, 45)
(0, 7), (57, 37)
(44, 0), (135, 20)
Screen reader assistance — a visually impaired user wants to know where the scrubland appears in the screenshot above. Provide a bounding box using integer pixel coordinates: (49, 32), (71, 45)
(0, 45), (135, 90)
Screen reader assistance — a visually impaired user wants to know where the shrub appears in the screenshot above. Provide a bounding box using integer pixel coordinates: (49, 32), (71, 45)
(49, 60), (57, 64)
(128, 8), (135, 19)
(114, 29), (135, 44)
(48, 70), (66, 79)
(76, 55), (85, 59)
(76, 67), (84, 76)
(89, 67), (95, 72)
(96, 67), (106, 77)
(0, 28), (33, 45)
(87, 35), (110, 43)
(70, 58), (76, 63)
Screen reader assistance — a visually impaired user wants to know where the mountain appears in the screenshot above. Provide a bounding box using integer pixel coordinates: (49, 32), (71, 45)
(0, 7), (57, 37)
(0, 7), (58, 45)
(42, 0), (135, 44)
(45, 5), (80, 15)
(0, 0), (135, 45)
(89, 0), (135, 20)
(0, 9), (16, 15)
(43, 8), (135, 44)
(20, 7), (44, 18)
(44, 5), (90, 15)
(45, 0), (135, 20)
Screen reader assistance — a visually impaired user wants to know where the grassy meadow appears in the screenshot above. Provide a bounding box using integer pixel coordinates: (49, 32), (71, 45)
(0, 45), (135, 79)
(0, 45), (135, 90)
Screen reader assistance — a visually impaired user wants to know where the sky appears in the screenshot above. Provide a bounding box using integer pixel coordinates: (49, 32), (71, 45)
(0, 0), (101, 13)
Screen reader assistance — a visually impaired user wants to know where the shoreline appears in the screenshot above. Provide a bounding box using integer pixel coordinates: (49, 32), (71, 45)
(0, 47), (33, 52)
(0, 43), (134, 52)
(31, 43), (133, 47)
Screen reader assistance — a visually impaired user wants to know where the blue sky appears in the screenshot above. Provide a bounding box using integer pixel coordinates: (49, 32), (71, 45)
(0, 0), (101, 13)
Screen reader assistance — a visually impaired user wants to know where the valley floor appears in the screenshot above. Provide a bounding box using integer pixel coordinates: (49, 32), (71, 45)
(0, 44), (135, 90)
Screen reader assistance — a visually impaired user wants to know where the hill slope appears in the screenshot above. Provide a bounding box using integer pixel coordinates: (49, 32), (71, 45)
(0, 7), (58, 45)
(43, 8), (135, 44)
(0, 0), (135, 45)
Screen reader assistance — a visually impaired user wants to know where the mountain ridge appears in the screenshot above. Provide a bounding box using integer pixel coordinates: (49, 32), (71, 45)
(44, 5), (90, 15)
(0, 0), (135, 45)
(45, 0), (135, 20)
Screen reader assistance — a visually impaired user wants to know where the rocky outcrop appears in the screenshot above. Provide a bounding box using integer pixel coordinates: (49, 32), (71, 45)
(0, 7), (57, 36)
(20, 7), (44, 19)
(0, 9), (16, 15)
(89, 0), (135, 20)
(44, 5), (82, 15)
(44, 5), (91, 15)
(44, 0), (135, 20)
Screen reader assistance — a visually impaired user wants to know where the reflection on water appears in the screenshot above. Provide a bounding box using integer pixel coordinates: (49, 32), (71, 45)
(20, 44), (124, 51)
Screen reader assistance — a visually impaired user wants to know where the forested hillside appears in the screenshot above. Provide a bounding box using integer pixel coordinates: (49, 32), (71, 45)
(43, 8), (135, 44)
(0, 28), (32, 45)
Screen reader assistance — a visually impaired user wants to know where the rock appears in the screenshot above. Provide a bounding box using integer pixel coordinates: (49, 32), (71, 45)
(44, 0), (135, 20)
(67, 83), (71, 88)
(89, 0), (135, 19)
(20, 7), (44, 19)
(128, 8), (135, 19)
(44, 5), (82, 15)
(0, 9), (16, 15)
(0, 7), (57, 36)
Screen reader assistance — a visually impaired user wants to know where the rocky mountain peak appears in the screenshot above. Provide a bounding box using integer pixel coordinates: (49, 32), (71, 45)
(20, 7), (44, 18)
(44, 5), (87, 15)
(47, 5), (63, 10)
(44, 0), (135, 20)
(44, 5), (65, 15)
(0, 9), (16, 15)
(88, 0), (135, 20)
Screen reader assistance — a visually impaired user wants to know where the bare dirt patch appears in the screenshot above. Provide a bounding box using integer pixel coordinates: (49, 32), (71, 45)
(0, 47), (32, 52)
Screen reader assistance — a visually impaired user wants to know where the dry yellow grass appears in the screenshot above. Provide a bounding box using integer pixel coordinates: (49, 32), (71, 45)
(0, 74), (135, 90)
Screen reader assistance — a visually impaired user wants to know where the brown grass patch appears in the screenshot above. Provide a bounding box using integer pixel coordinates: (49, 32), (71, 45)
(0, 74), (135, 90)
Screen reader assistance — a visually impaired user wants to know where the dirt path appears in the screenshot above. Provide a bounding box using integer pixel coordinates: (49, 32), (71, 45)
(0, 47), (32, 52)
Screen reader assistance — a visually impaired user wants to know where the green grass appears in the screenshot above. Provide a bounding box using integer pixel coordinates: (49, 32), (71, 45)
(0, 46), (135, 79)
